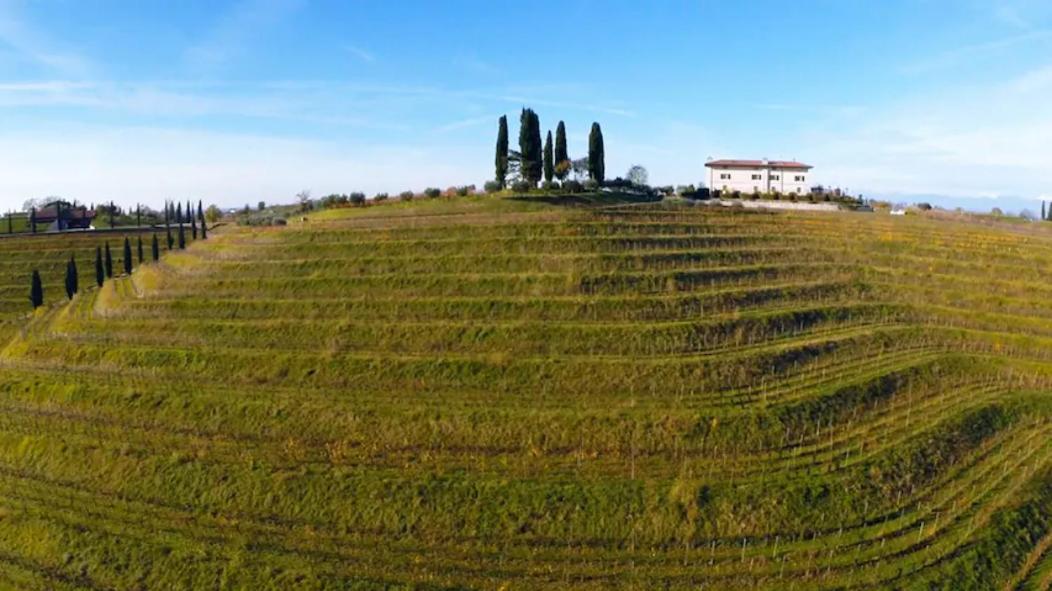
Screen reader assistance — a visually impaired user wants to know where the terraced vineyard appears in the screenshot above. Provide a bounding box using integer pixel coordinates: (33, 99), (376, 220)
(1, 196), (1052, 589)
(0, 229), (159, 341)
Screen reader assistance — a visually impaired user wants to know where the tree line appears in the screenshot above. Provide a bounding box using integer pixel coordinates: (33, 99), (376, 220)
(29, 199), (209, 310)
(493, 109), (605, 190)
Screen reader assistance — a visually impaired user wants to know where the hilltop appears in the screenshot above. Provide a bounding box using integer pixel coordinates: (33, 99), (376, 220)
(0, 194), (1051, 589)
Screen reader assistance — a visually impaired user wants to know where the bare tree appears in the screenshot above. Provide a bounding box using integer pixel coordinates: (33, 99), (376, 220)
(571, 158), (589, 181)
(296, 190), (312, 213)
(626, 165), (649, 187)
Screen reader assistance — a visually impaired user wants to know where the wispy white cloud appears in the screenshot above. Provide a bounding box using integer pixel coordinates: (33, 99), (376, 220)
(453, 54), (500, 75)
(900, 29), (1051, 74)
(803, 61), (1052, 199)
(0, 1), (92, 77)
(433, 115), (491, 133)
(184, 0), (304, 72)
(0, 125), (486, 209)
(345, 45), (375, 63)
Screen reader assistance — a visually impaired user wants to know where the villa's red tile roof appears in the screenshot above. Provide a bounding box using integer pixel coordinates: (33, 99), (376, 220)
(705, 159), (812, 170)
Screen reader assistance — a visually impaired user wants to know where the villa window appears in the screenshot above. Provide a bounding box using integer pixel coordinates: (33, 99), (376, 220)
(751, 174), (761, 180)
(770, 175), (780, 180)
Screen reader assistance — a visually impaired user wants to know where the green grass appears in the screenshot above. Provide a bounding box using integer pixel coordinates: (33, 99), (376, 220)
(0, 195), (1049, 588)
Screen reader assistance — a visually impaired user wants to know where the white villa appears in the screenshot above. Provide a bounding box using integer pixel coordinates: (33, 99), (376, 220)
(704, 159), (813, 195)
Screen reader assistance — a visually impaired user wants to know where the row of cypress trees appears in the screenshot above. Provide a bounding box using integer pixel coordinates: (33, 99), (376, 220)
(494, 111), (604, 188)
(31, 204), (209, 309)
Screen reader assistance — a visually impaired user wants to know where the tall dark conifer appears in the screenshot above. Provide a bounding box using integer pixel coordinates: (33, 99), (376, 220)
(95, 247), (104, 287)
(65, 256), (78, 299)
(29, 208), (36, 234)
(518, 108), (542, 185)
(176, 202), (182, 224)
(178, 223), (186, 249)
(123, 237), (133, 275)
(543, 130), (554, 183)
(137, 236), (144, 263)
(151, 234), (160, 261)
(29, 270), (43, 309)
(104, 243), (114, 278)
(554, 121), (569, 180)
(166, 226), (174, 250)
(588, 122), (605, 183)
(495, 115), (509, 189)
(191, 212), (198, 239)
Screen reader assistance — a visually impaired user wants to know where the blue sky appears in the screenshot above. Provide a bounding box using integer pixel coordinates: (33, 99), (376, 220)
(0, 0), (1050, 213)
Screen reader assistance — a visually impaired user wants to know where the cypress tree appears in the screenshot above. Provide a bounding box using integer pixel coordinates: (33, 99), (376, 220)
(108, 201), (115, 227)
(191, 211), (198, 239)
(151, 234), (160, 261)
(166, 226), (174, 250)
(554, 121), (569, 180)
(187, 201), (192, 224)
(136, 204), (141, 227)
(1044, 201), (1047, 221)
(178, 223), (186, 249)
(95, 247), (104, 287)
(104, 243), (113, 278)
(495, 115), (509, 189)
(543, 130), (554, 183)
(6, 212), (11, 234)
(197, 200), (204, 222)
(200, 211), (208, 239)
(164, 200), (170, 226)
(518, 108), (542, 185)
(137, 235), (144, 263)
(29, 270), (43, 309)
(29, 208), (36, 234)
(65, 256), (78, 300)
(123, 237), (133, 275)
(588, 122), (605, 183)
(176, 202), (182, 224)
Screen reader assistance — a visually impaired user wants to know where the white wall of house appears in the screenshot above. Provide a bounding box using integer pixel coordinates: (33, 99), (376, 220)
(705, 160), (812, 195)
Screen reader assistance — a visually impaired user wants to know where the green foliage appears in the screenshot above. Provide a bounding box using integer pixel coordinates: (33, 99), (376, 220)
(104, 242), (113, 278)
(424, 187), (441, 198)
(518, 108), (542, 185)
(122, 237), (133, 275)
(95, 246), (104, 287)
(554, 120), (569, 180)
(495, 114), (509, 189)
(28, 269), (42, 308)
(543, 129), (555, 183)
(510, 180), (531, 193)
(588, 121), (605, 182)
(64, 256), (77, 300)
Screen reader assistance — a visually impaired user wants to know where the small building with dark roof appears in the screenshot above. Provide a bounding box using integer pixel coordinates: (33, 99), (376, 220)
(34, 201), (96, 231)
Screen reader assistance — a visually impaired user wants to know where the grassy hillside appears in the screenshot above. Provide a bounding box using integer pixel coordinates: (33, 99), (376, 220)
(0, 229), (162, 341)
(0, 196), (1052, 589)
